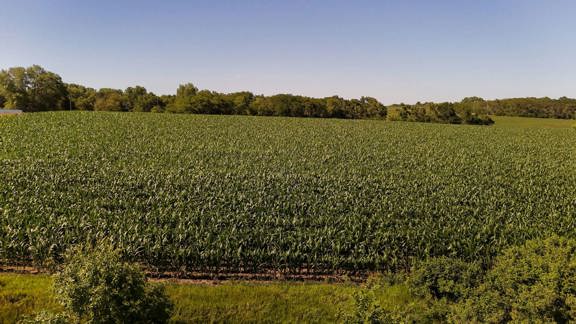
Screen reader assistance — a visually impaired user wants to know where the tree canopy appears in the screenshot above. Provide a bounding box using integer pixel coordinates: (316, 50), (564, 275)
(457, 96), (576, 119)
(0, 65), (68, 111)
(3, 65), (574, 124)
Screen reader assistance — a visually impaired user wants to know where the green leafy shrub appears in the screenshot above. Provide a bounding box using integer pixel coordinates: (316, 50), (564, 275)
(462, 113), (495, 125)
(343, 274), (449, 323)
(451, 236), (576, 323)
(408, 256), (483, 302)
(343, 288), (396, 324)
(53, 244), (173, 323)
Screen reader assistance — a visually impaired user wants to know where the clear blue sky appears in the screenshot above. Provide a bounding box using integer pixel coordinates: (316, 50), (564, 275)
(1, 0), (574, 104)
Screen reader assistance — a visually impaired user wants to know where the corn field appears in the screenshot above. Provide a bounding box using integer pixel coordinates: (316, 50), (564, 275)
(0, 112), (574, 273)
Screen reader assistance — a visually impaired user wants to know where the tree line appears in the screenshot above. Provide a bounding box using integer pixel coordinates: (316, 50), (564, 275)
(387, 96), (576, 124)
(454, 96), (576, 119)
(1, 65), (573, 124)
(0, 65), (386, 120)
(387, 102), (495, 125)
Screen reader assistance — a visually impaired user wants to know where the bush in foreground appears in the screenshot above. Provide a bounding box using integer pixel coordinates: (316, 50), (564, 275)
(347, 236), (576, 323)
(343, 288), (396, 324)
(34, 244), (173, 323)
(408, 256), (482, 303)
(451, 235), (576, 322)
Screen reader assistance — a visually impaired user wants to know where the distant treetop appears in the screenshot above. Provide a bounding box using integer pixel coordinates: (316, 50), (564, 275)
(1, 65), (574, 123)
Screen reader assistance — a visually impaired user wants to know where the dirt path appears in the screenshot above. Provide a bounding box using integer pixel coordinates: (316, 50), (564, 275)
(0, 265), (367, 284)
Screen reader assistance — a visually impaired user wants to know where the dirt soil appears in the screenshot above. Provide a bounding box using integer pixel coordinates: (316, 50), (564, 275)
(0, 265), (368, 285)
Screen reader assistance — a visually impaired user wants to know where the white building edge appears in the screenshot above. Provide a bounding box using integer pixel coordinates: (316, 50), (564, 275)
(0, 109), (23, 114)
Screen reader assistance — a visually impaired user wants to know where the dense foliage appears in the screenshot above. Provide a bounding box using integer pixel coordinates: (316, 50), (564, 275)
(407, 257), (482, 302)
(53, 244), (172, 323)
(348, 236), (576, 323)
(3, 65), (574, 123)
(0, 112), (574, 274)
(22, 64), (576, 124)
(0, 66), (68, 112)
(387, 102), (494, 125)
(457, 96), (576, 119)
(452, 236), (576, 322)
(0, 65), (387, 120)
(388, 96), (576, 123)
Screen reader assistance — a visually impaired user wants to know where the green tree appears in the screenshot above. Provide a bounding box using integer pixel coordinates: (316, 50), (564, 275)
(325, 96), (348, 118)
(53, 244), (173, 323)
(94, 88), (126, 111)
(188, 90), (233, 114)
(66, 83), (96, 111)
(124, 86), (159, 112)
(358, 96), (387, 119)
(248, 96), (276, 116)
(0, 65), (68, 112)
(430, 103), (462, 124)
(156, 95), (175, 113)
(167, 83), (199, 113)
(225, 91), (254, 115)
